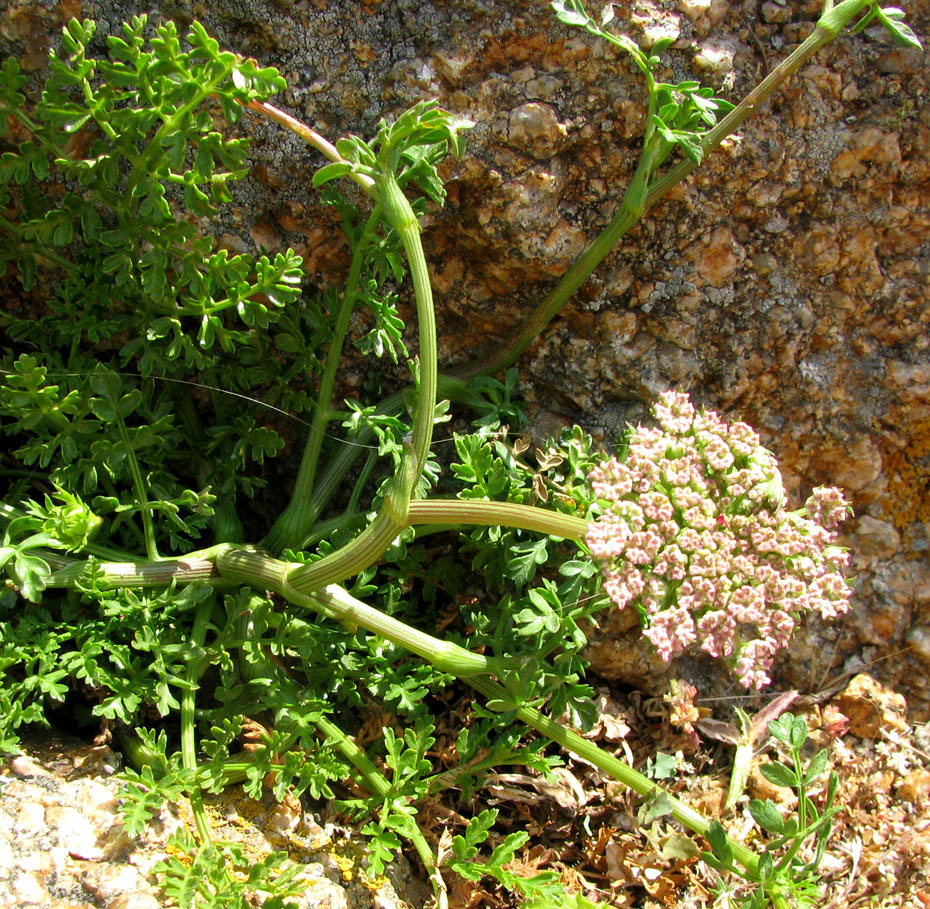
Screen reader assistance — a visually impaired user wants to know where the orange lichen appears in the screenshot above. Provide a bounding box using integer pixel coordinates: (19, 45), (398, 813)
(884, 416), (930, 528)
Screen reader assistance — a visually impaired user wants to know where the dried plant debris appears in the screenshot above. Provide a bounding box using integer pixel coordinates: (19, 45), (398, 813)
(2, 672), (927, 908)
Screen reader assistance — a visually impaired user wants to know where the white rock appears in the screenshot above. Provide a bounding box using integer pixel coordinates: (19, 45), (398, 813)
(11, 870), (46, 904)
(79, 860), (147, 904)
(8, 756), (51, 779)
(68, 779), (120, 816)
(13, 802), (46, 836)
(47, 805), (105, 861)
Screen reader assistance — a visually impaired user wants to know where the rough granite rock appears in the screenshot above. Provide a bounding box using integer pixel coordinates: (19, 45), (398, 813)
(1, 0), (928, 714)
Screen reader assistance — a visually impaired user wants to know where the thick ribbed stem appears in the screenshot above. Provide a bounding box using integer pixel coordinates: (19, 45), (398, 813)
(378, 169), (438, 478)
(214, 547), (491, 676)
(406, 499), (588, 541)
(282, 493), (592, 593)
(42, 499), (587, 595)
(308, 584), (490, 676)
(45, 554), (220, 588)
(286, 508), (408, 592)
(283, 166), (438, 591)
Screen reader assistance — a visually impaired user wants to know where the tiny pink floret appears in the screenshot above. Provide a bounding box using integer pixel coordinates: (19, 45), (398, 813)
(586, 391), (852, 690)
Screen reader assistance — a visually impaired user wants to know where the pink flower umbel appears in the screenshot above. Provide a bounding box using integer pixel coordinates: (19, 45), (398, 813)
(586, 392), (852, 690)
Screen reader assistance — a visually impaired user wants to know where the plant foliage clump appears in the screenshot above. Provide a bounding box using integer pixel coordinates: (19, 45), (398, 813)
(0, 3), (920, 907)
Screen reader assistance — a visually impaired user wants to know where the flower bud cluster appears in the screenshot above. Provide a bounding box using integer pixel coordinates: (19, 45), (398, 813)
(664, 678), (700, 735)
(586, 392), (851, 690)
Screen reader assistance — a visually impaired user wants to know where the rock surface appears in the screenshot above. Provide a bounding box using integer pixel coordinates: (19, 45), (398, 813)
(0, 732), (416, 909)
(2, 681), (928, 908)
(1, 0), (928, 713)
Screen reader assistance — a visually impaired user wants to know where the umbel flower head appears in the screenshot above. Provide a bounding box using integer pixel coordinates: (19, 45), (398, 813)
(586, 391), (851, 690)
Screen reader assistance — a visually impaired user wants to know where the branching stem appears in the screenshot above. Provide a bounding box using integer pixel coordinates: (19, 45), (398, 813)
(455, 0), (874, 378)
(282, 165), (439, 588)
(246, 100), (376, 193)
(262, 205), (384, 554)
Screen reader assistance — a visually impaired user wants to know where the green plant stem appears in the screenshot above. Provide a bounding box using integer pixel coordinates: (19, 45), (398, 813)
(43, 548), (226, 588)
(212, 554), (767, 894)
(277, 167), (439, 588)
(464, 674), (768, 882)
(455, 0), (874, 379)
(645, 0), (871, 203)
(302, 512), (367, 546)
(772, 745), (813, 874)
(39, 497), (587, 592)
(112, 411), (160, 561)
(377, 169), (438, 481)
(345, 452), (379, 516)
(450, 189), (640, 380)
(463, 124), (667, 377)
(262, 205), (383, 555)
(266, 491), (590, 593)
(213, 547), (491, 676)
(315, 714), (391, 798)
(212, 495), (245, 544)
(181, 596), (214, 844)
(794, 746), (809, 831)
(310, 583), (490, 676)
(725, 741), (755, 814)
(246, 100), (376, 194)
(406, 499), (588, 540)
(313, 716), (446, 906)
(286, 503), (410, 590)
